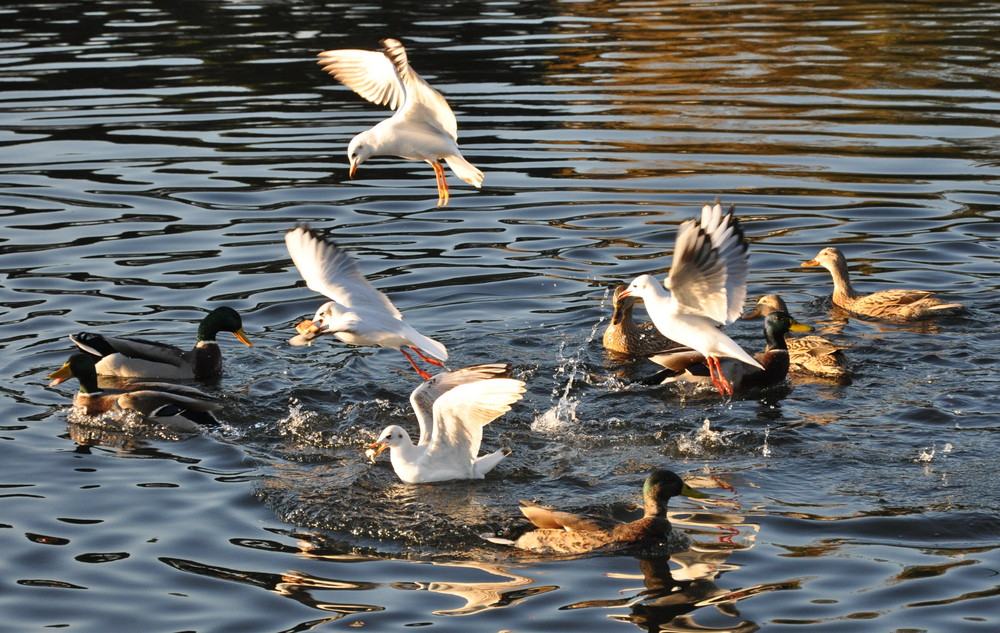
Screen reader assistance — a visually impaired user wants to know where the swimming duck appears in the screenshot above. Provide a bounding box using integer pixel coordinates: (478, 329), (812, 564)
(285, 225), (448, 380)
(602, 284), (678, 356)
(744, 294), (849, 379)
(643, 311), (792, 392)
(68, 306), (253, 380)
(487, 470), (707, 555)
(317, 38), (483, 207)
(801, 247), (965, 321)
(47, 353), (222, 431)
(367, 363), (525, 484)
(620, 201), (762, 395)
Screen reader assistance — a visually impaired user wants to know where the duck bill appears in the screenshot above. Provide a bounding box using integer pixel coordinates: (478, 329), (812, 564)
(680, 483), (709, 499)
(47, 362), (73, 386)
(789, 318), (814, 333)
(233, 328), (254, 347)
(801, 259), (820, 267)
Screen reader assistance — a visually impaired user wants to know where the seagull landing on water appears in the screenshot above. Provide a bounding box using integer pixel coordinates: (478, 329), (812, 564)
(317, 38), (483, 207)
(284, 225), (448, 380)
(367, 363), (525, 484)
(620, 201), (762, 396)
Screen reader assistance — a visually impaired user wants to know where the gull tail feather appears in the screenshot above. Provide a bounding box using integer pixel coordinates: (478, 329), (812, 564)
(444, 155), (484, 188)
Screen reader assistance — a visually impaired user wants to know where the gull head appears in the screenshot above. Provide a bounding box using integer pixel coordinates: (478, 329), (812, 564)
(369, 425), (412, 458)
(347, 132), (376, 178)
(619, 274), (658, 302)
(288, 301), (351, 347)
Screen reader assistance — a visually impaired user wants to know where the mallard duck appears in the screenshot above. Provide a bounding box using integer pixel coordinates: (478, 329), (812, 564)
(367, 363), (525, 484)
(47, 353), (222, 431)
(285, 225), (448, 380)
(487, 470), (707, 555)
(317, 38), (483, 207)
(620, 202), (761, 395)
(643, 311), (792, 391)
(744, 294), (849, 379)
(68, 306), (253, 380)
(602, 285), (678, 356)
(801, 247), (965, 321)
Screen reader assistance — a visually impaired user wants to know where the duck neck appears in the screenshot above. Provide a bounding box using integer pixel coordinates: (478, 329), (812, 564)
(827, 258), (859, 302)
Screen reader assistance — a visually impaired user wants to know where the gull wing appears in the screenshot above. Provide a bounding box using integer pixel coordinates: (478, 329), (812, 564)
(285, 225), (402, 318)
(666, 203), (749, 325)
(698, 201), (750, 323)
(424, 378), (524, 466)
(409, 363), (512, 445)
(317, 46), (407, 111)
(380, 38), (458, 140)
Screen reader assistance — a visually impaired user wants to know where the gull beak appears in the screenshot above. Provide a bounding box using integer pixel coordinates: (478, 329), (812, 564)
(233, 328), (254, 347)
(618, 288), (633, 299)
(47, 362), (73, 386)
(349, 161), (358, 179)
(680, 483), (709, 499)
(367, 441), (389, 458)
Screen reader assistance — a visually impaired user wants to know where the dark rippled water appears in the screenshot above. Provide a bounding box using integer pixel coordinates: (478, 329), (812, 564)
(3, 1), (1000, 631)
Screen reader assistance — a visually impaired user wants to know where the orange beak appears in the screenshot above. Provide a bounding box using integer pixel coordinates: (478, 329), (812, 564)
(367, 441), (389, 457)
(801, 259), (820, 267)
(233, 327), (253, 347)
(349, 163), (358, 179)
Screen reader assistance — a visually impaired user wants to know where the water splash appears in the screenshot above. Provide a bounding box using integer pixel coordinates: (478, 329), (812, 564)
(675, 419), (736, 455)
(531, 311), (605, 433)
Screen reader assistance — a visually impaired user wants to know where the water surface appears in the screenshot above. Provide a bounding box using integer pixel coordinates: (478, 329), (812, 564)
(2, 0), (999, 631)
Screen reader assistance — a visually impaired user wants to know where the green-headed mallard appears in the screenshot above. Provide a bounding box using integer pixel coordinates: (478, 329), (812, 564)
(801, 247), (965, 321)
(47, 353), (222, 431)
(643, 311), (792, 392)
(69, 306), (252, 380)
(744, 294), (849, 379)
(619, 202), (762, 396)
(367, 364), (525, 484)
(488, 470), (707, 555)
(603, 285), (678, 356)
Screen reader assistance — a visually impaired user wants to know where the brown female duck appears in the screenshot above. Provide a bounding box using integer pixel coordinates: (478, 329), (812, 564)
(602, 285), (677, 356)
(801, 247), (964, 321)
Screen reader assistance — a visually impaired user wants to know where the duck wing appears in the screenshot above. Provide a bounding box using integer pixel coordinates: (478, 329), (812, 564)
(518, 500), (617, 532)
(70, 332), (187, 368)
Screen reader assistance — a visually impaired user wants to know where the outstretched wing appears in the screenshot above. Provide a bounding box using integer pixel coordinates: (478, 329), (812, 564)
(666, 202), (749, 325)
(424, 377), (524, 465)
(317, 45), (407, 110)
(409, 363), (512, 445)
(285, 225), (402, 318)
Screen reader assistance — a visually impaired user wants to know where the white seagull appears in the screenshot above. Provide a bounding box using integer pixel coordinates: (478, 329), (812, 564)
(284, 225), (448, 380)
(620, 201), (762, 396)
(367, 363), (525, 484)
(317, 38), (483, 207)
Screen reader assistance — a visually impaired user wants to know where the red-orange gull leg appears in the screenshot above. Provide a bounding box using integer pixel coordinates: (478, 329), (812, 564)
(409, 346), (445, 368)
(400, 348), (433, 381)
(430, 160), (450, 207)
